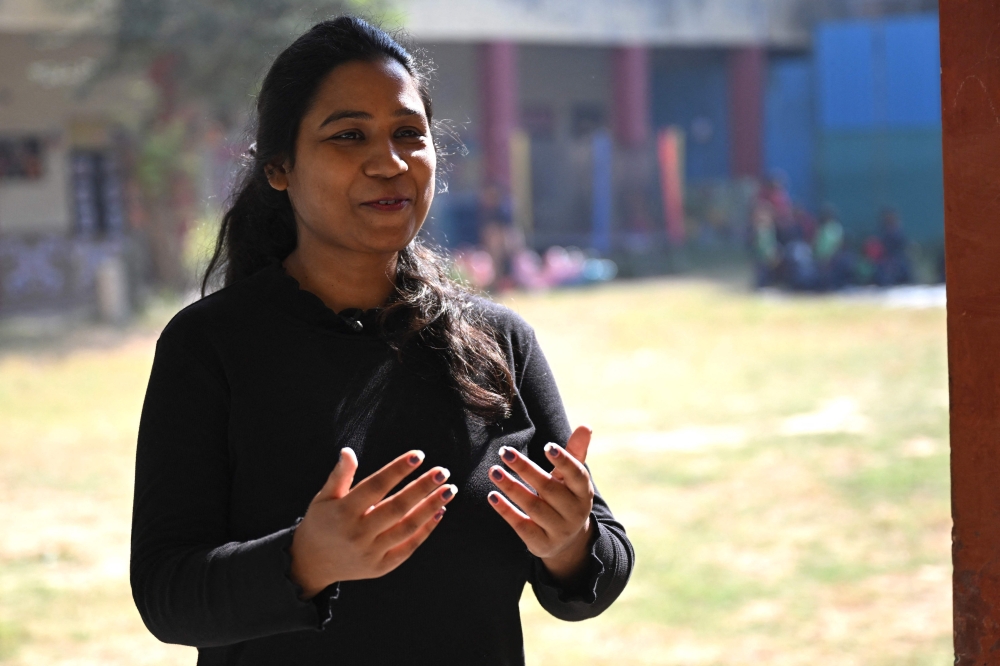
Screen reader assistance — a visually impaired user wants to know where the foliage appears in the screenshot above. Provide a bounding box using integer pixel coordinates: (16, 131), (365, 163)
(106, 0), (389, 125)
(135, 118), (201, 200)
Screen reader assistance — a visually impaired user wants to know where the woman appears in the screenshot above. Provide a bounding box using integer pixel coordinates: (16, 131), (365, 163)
(131, 17), (633, 665)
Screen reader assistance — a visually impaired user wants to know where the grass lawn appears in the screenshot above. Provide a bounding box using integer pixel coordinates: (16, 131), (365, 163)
(0, 276), (950, 665)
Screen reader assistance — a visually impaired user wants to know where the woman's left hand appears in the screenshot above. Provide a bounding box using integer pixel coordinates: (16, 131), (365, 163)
(488, 425), (595, 584)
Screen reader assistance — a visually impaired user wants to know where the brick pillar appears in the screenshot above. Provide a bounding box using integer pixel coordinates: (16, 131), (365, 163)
(728, 46), (766, 179)
(479, 42), (518, 191)
(612, 45), (651, 148)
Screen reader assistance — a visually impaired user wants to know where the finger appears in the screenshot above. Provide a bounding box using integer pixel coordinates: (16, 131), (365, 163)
(373, 483), (457, 552)
(564, 425), (592, 464)
(552, 427), (591, 481)
(488, 491), (547, 548)
(378, 505), (447, 575)
(543, 442), (594, 500)
(315, 448), (358, 501)
(346, 449), (425, 509)
(489, 466), (562, 531)
(363, 466), (451, 533)
(499, 446), (553, 493)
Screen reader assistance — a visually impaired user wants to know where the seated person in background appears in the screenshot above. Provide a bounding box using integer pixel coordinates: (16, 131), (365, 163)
(874, 208), (914, 286)
(814, 205), (851, 290)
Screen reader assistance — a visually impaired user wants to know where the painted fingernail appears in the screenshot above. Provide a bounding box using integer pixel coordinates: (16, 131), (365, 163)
(408, 451), (424, 466)
(442, 485), (457, 500)
(434, 469), (450, 484)
(488, 492), (500, 505)
(490, 467), (503, 481)
(544, 443), (560, 457)
(434, 508), (446, 521)
(500, 447), (516, 463)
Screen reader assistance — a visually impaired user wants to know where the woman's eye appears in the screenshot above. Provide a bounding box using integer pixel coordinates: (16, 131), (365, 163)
(331, 131), (362, 141)
(396, 128), (426, 139)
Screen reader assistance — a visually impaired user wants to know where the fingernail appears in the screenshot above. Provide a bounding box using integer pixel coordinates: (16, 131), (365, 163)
(434, 508), (446, 521)
(488, 492), (500, 505)
(544, 443), (560, 457)
(490, 467), (503, 481)
(433, 469), (450, 484)
(500, 447), (516, 463)
(408, 451), (424, 466)
(442, 485), (457, 500)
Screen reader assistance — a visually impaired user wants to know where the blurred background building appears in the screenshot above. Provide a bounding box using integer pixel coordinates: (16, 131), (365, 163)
(0, 0), (941, 315)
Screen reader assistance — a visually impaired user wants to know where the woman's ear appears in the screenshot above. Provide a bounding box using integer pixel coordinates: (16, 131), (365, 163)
(265, 162), (290, 191)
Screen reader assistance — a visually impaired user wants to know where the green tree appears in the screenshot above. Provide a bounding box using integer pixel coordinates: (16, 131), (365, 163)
(96, 0), (388, 288)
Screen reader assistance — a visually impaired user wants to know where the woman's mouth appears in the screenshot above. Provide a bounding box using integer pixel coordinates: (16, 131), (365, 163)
(362, 198), (411, 212)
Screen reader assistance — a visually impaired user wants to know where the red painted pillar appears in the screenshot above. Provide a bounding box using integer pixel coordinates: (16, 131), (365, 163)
(728, 46), (766, 179)
(479, 42), (518, 191)
(940, 2), (1000, 662)
(612, 46), (651, 148)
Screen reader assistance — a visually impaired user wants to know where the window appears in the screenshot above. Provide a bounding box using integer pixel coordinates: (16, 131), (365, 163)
(70, 150), (126, 236)
(0, 137), (44, 180)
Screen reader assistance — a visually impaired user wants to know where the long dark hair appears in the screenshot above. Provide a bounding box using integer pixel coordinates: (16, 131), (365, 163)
(203, 16), (514, 422)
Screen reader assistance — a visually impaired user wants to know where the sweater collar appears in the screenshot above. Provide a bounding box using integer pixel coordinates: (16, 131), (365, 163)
(257, 261), (383, 336)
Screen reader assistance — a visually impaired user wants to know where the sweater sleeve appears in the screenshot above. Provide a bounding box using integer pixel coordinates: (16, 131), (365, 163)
(130, 330), (337, 647)
(515, 325), (635, 621)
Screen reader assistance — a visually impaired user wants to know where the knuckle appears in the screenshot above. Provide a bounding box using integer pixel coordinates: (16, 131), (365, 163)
(539, 478), (560, 496)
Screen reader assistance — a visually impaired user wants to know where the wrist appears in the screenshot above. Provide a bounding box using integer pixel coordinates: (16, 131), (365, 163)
(289, 523), (328, 600)
(540, 519), (595, 585)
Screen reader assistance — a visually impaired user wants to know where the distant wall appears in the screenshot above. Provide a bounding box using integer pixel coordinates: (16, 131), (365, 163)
(765, 56), (815, 210)
(814, 14), (943, 243)
(403, 0), (810, 48)
(651, 49), (732, 183)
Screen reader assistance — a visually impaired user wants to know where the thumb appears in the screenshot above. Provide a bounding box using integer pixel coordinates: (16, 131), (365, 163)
(316, 447), (358, 501)
(564, 425), (592, 465)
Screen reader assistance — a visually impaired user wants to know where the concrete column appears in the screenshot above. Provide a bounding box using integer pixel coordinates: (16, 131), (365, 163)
(478, 42), (518, 191)
(728, 46), (766, 179)
(612, 46), (651, 148)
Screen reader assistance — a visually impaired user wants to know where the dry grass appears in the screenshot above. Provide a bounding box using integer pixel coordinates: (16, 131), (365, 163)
(0, 277), (950, 665)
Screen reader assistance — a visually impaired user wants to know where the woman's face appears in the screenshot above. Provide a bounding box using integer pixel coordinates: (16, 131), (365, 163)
(268, 58), (436, 257)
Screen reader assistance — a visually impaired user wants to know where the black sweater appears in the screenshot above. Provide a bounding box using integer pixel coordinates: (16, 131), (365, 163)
(131, 262), (634, 665)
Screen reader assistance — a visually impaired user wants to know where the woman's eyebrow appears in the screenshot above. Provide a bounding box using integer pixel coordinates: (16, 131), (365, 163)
(319, 106), (422, 129)
(319, 110), (372, 128)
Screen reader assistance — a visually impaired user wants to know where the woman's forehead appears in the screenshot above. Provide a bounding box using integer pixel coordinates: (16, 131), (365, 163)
(307, 58), (423, 122)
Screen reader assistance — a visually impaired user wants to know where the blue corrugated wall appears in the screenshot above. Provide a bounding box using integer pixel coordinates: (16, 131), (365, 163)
(815, 15), (943, 242)
(765, 57), (816, 210)
(651, 51), (731, 183)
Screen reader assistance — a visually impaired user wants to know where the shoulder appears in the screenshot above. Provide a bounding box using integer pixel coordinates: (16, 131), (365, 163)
(463, 294), (546, 373)
(465, 294), (535, 343)
(157, 269), (271, 355)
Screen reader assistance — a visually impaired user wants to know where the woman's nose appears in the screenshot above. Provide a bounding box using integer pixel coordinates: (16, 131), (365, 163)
(363, 140), (408, 178)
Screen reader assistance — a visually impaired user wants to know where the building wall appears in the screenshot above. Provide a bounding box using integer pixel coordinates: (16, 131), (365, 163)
(652, 49), (732, 183)
(518, 45), (612, 141)
(402, 0), (811, 48)
(0, 34), (84, 234)
(0, 32), (150, 237)
(765, 56), (815, 209)
(814, 14), (943, 242)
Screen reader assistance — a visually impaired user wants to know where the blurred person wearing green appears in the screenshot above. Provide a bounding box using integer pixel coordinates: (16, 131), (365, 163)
(129, 17), (633, 666)
(752, 201), (781, 287)
(814, 205), (851, 290)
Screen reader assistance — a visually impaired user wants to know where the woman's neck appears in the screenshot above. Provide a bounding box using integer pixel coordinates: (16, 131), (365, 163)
(282, 244), (398, 314)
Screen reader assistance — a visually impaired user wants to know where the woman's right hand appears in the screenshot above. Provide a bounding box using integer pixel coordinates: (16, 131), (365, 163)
(289, 447), (456, 599)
